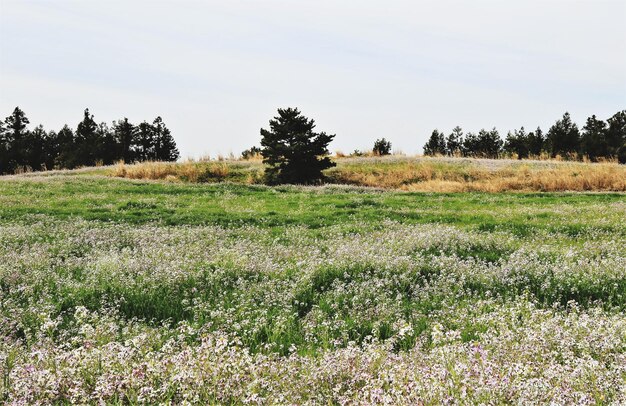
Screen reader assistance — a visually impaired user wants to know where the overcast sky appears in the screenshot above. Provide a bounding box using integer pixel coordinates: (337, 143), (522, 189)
(1, 0), (625, 158)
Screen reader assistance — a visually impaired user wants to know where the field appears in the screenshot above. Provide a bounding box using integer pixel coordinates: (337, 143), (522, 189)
(1, 159), (625, 404)
(20, 155), (626, 193)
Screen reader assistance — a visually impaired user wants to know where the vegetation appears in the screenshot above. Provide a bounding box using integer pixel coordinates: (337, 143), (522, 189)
(260, 107), (335, 184)
(372, 137), (392, 155)
(0, 107), (179, 174)
(0, 175), (624, 403)
(64, 156), (626, 192)
(423, 110), (626, 162)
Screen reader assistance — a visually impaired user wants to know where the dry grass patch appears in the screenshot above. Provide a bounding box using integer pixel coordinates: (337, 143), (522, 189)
(107, 157), (626, 192)
(329, 158), (626, 192)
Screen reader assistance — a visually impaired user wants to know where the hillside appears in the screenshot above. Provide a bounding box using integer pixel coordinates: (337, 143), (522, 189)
(10, 155), (626, 192)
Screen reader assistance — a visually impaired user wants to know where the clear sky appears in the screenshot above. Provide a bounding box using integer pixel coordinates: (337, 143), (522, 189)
(1, 0), (625, 158)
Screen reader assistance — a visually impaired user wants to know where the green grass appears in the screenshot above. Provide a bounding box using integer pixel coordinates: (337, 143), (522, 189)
(1, 175), (625, 356)
(1, 176), (624, 232)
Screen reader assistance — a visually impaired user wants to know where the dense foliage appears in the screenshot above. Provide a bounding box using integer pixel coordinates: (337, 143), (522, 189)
(0, 107), (180, 174)
(424, 110), (626, 162)
(372, 137), (392, 155)
(260, 107), (335, 184)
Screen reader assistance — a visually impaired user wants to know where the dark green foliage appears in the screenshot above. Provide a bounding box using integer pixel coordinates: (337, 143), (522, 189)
(2, 107), (30, 172)
(260, 107), (335, 184)
(462, 128), (502, 158)
(0, 107), (180, 174)
(423, 129), (446, 156)
(74, 109), (102, 167)
(54, 125), (78, 168)
(113, 118), (137, 163)
(581, 115), (608, 160)
(133, 117), (179, 162)
(546, 112), (580, 157)
(24, 125), (47, 170)
(606, 110), (626, 163)
(372, 138), (392, 155)
(446, 126), (463, 156)
(241, 146), (262, 159)
(504, 127), (530, 159)
(152, 117), (179, 162)
(527, 127), (544, 156)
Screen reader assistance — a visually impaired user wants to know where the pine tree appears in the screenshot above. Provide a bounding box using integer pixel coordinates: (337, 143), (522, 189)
(372, 138), (392, 155)
(260, 107), (335, 184)
(527, 127), (544, 157)
(55, 125), (77, 168)
(241, 146), (262, 160)
(547, 112), (580, 158)
(97, 122), (117, 165)
(446, 126), (463, 156)
(75, 109), (102, 166)
(136, 121), (156, 161)
(25, 125), (47, 170)
(3, 106), (30, 172)
(152, 117), (179, 161)
(113, 118), (137, 163)
(463, 128), (502, 158)
(504, 127), (530, 159)
(423, 129), (446, 156)
(580, 115), (608, 161)
(606, 110), (626, 163)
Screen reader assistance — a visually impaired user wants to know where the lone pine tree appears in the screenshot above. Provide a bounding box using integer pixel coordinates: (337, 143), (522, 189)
(260, 107), (335, 184)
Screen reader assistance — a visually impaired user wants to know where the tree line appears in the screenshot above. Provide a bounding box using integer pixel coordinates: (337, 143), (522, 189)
(0, 107), (180, 174)
(423, 110), (626, 163)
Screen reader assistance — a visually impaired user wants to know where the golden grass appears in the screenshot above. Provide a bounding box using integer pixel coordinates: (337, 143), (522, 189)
(328, 159), (626, 192)
(107, 157), (626, 192)
(112, 161), (234, 183)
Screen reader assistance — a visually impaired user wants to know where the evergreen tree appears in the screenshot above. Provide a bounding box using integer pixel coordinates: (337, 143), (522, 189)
(75, 109), (101, 166)
(527, 127), (544, 157)
(446, 126), (463, 156)
(504, 127), (530, 159)
(97, 122), (117, 165)
(55, 125), (77, 168)
(423, 129), (446, 156)
(606, 110), (626, 163)
(241, 146), (261, 160)
(0, 120), (9, 174)
(372, 138), (392, 155)
(152, 117), (179, 161)
(260, 107), (335, 184)
(463, 128), (502, 158)
(43, 129), (60, 170)
(580, 115), (608, 160)
(546, 112), (580, 158)
(113, 118), (137, 163)
(3, 106), (30, 171)
(136, 121), (156, 161)
(25, 125), (47, 170)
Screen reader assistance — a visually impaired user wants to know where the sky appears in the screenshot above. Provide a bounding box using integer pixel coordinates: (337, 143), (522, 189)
(1, 0), (625, 158)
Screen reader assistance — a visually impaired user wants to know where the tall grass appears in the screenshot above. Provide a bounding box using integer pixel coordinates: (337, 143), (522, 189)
(328, 157), (626, 192)
(112, 160), (264, 184)
(108, 156), (626, 192)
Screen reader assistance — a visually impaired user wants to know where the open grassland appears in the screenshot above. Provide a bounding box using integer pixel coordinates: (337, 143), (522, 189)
(41, 156), (626, 192)
(1, 175), (625, 404)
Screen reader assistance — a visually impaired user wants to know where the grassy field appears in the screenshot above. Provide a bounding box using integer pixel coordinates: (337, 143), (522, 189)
(19, 155), (626, 192)
(1, 170), (625, 403)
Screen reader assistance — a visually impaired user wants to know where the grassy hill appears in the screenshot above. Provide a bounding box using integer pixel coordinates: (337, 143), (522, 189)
(13, 155), (626, 192)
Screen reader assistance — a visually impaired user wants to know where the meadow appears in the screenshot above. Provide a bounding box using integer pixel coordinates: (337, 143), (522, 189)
(1, 161), (625, 404)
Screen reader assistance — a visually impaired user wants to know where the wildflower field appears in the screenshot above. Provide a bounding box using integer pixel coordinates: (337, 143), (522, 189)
(0, 175), (625, 404)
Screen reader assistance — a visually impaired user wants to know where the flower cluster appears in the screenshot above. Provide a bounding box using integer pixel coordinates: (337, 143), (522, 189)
(1, 215), (624, 404)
